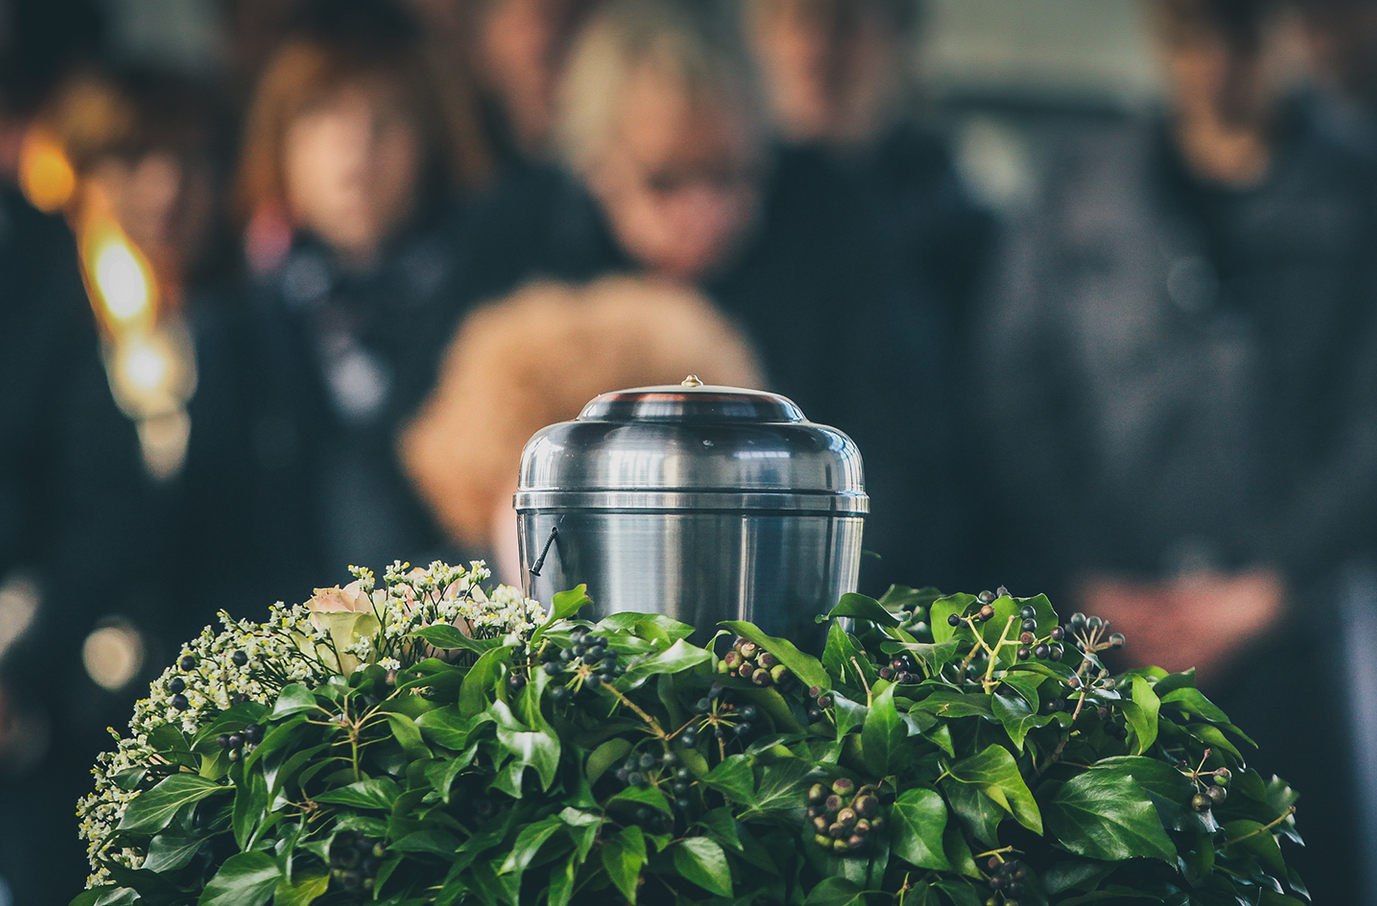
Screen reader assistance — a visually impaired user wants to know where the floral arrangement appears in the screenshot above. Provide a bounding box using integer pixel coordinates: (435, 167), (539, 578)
(75, 563), (1304, 906)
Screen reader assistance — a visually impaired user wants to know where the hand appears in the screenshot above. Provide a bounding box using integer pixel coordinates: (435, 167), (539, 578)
(1076, 567), (1286, 686)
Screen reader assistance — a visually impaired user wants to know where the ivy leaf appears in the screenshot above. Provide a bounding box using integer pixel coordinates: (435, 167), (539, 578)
(617, 638), (712, 689)
(118, 773), (227, 834)
(1161, 688), (1257, 746)
(600, 825), (646, 903)
(491, 699), (560, 792)
(696, 807), (744, 852)
(705, 754), (755, 803)
(890, 788), (951, 870)
(141, 834), (206, 873)
(232, 767), (269, 849)
(500, 815), (564, 875)
(947, 745), (1042, 835)
(1122, 676), (1161, 755)
(312, 777), (400, 811)
(862, 682), (908, 777)
(672, 837), (733, 897)
(586, 737), (634, 785)
(415, 705), (475, 751)
(1043, 769), (1176, 862)
(196, 851), (280, 906)
(273, 868), (329, 906)
(550, 585), (593, 621)
(942, 778), (1004, 848)
(460, 646), (508, 718)
(1221, 819), (1287, 875)
(822, 622), (877, 690)
(596, 611), (695, 643)
(741, 758), (812, 820)
(804, 877), (866, 906)
(992, 692), (1054, 752)
(826, 593), (900, 628)
(408, 624), (500, 655)
(1090, 756), (1206, 832)
(720, 621), (830, 691)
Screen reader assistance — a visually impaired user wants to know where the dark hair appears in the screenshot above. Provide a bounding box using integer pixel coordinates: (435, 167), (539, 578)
(1155, 0), (1285, 52)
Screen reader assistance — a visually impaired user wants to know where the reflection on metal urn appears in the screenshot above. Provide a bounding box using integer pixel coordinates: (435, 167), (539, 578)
(515, 377), (867, 644)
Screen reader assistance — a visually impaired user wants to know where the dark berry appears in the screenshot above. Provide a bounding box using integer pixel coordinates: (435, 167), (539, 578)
(978, 590), (995, 604)
(948, 613), (962, 627)
(179, 655), (196, 671)
(676, 798), (691, 812)
(171, 693), (189, 710)
(1020, 605), (1037, 620)
(808, 708), (824, 721)
(1017, 647), (1030, 660)
(615, 768), (630, 783)
(1034, 644), (1050, 659)
(878, 666), (894, 680)
(216, 733), (231, 749)
(167, 677), (185, 694)
(628, 772), (646, 788)
(544, 662), (563, 676)
(1087, 616), (1103, 632)
(978, 604), (995, 621)
(1192, 793), (1211, 812)
(227, 733), (244, 749)
(1109, 632), (1126, 649)
(681, 729), (698, 747)
(509, 674), (527, 692)
(694, 697), (711, 714)
(231, 650), (249, 667)
(1050, 625), (1065, 641)
(673, 780), (690, 795)
(586, 645), (606, 661)
(550, 685), (570, 703)
(735, 722), (752, 736)
(1069, 613), (1087, 632)
(1049, 643), (1064, 660)
(1207, 784), (1228, 805)
(585, 674), (602, 690)
(816, 694), (832, 708)
(639, 753), (657, 770)
(1020, 631), (1034, 645)
(243, 723), (264, 744)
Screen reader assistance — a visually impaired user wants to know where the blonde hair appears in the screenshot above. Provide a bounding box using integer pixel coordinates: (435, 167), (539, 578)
(555, 0), (765, 174)
(400, 274), (764, 549)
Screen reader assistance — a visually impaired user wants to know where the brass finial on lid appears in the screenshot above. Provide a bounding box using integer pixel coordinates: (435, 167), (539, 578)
(681, 375), (703, 387)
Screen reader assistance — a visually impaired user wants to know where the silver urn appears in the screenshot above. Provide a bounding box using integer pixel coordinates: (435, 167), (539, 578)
(515, 376), (867, 645)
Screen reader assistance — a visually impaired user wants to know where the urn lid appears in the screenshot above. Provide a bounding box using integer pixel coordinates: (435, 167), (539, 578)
(516, 377), (867, 514)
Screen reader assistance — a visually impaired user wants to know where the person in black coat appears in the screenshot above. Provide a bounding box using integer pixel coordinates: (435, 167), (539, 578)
(978, 0), (1377, 897)
(426, 0), (974, 596)
(0, 188), (161, 906)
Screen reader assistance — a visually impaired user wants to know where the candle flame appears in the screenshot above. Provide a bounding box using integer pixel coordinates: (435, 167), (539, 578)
(78, 199), (158, 335)
(17, 128), (77, 213)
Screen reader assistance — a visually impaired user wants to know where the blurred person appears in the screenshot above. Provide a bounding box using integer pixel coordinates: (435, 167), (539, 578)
(979, 0), (1377, 895)
(45, 67), (234, 309)
(433, 0), (973, 596)
(182, 0), (492, 611)
(745, 0), (991, 318)
(1296, 0), (1377, 155)
(0, 187), (160, 905)
(401, 275), (763, 583)
(464, 0), (600, 166)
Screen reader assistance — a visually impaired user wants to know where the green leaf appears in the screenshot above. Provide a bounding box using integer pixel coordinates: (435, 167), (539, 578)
(595, 611), (695, 643)
(547, 853), (579, 906)
(696, 807), (743, 852)
(271, 684), (319, 719)
(992, 692), (1054, 752)
(197, 851), (280, 906)
(312, 777), (400, 811)
(1221, 819), (1287, 875)
(600, 825), (646, 903)
(415, 705), (475, 750)
(141, 834), (207, 873)
(1161, 688), (1256, 746)
(391, 829), (462, 855)
(890, 788), (951, 870)
(822, 622), (877, 690)
(500, 816), (564, 874)
(942, 778), (1003, 848)
(672, 837), (733, 897)
(617, 638), (712, 688)
(460, 646), (509, 718)
(826, 593), (900, 627)
(586, 737), (634, 785)
(1044, 769), (1176, 862)
(862, 683), (908, 777)
(1089, 757), (1205, 833)
(384, 711), (430, 759)
(741, 758), (812, 820)
(1123, 676), (1161, 755)
(232, 767), (269, 849)
(408, 624), (499, 654)
(720, 621), (830, 691)
(491, 699), (560, 791)
(274, 868), (330, 906)
(704, 754), (755, 803)
(948, 745), (1042, 835)
(609, 785), (673, 815)
(118, 773), (226, 834)
(551, 585), (593, 621)
(804, 877), (866, 906)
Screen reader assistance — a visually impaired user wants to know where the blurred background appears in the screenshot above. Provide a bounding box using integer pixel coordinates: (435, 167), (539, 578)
(5, 0), (1377, 902)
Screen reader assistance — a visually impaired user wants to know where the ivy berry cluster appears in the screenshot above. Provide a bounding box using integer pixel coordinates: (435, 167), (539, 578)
(718, 637), (794, 688)
(613, 747), (692, 830)
(327, 831), (386, 896)
(806, 778), (884, 855)
(681, 681), (759, 744)
(541, 626), (621, 701)
(214, 723), (263, 761)
(983, 855), (1028, 906)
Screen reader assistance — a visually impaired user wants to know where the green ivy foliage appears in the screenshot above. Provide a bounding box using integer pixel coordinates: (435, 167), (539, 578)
(76, 586), (1304, 906)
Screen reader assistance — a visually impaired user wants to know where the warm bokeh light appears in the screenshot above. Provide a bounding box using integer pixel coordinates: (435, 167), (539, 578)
(16, 127), (77, 213)
(82, 215), (157, 332)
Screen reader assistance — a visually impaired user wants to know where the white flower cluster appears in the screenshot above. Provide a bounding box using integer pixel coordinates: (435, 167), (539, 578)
(76, 561), (549, 887)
